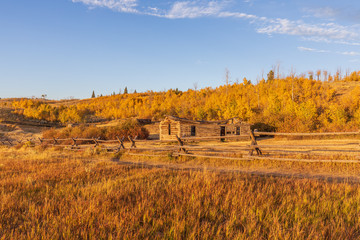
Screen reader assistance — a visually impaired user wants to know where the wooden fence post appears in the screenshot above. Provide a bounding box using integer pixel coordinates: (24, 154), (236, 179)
(176, 135), (187, 153)
(72, 138), (77, 147)
(116, 136), (126, 150)
(92, 138), (99, 148)
(249, 130), (262, 156)
(128, 136), (136, 148)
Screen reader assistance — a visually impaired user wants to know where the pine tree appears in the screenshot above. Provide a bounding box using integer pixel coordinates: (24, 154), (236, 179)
(124, 87), (128, 94)
(267, 70), (274, 81)
(91, 90), (95, 98)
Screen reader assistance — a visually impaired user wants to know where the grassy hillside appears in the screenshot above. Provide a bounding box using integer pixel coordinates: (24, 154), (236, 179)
(4, 71), (360, 133)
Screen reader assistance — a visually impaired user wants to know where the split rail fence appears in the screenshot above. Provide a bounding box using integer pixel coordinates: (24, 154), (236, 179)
(1, 131), (360, 163)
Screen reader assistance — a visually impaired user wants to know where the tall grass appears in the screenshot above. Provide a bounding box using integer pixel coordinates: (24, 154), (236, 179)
(42, 119), (149, 140)
(1, 148), (360, 239)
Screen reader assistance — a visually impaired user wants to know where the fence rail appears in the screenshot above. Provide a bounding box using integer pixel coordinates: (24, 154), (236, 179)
(1, 130), (360, 163)
(254, 131), (360, 136)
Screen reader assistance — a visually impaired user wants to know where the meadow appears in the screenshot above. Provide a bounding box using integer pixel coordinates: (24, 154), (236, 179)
(1, 146), (360, 239)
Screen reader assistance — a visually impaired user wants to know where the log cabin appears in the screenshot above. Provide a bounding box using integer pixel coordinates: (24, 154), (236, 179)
(159, 116), (251, 140)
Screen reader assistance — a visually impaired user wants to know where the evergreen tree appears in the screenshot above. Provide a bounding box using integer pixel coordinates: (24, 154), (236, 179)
(267, 70), (274, 81)
(124, 87), (128, 94)
(91, 90), (95, 98)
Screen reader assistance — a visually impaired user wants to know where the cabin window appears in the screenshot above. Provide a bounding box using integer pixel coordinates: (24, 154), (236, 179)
(168, 124), (171, 135)
(191, 126), (196, 136)
(236, 127), (240, 135)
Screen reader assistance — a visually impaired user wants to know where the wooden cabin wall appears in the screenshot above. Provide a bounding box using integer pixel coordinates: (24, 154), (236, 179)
(159, 119), (180, 140)
(180, 123), (220, 137)
(159, 118), (252, 140)
(240, 124), (251, 135)
(181, 124), (250, 137)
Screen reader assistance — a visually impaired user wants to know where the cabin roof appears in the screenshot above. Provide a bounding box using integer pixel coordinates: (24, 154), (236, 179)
(163, 115), (247, 125)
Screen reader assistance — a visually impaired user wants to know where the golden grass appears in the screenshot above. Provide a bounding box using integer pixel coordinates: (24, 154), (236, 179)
(1, 147), (360, 239)
(123, 137), (360, 180)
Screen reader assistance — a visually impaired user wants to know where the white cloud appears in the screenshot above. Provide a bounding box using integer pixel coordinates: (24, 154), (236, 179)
(165, 1), (225, 19)
(218, 11), (258, 20)
(298, 46), (329, 53)
(256, 19), (358, 41)
(339, 51), (360, 56)
(298, 47), (360, 57)
(213, 8), (360, 43)
(298, 46), (314, 51)
(71, 0), (360, 46)
(303, 7), (338, 19)
(72, 0), (138, 13)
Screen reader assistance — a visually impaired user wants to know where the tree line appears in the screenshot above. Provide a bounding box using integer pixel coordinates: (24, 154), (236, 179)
(11, 70), (360, 132)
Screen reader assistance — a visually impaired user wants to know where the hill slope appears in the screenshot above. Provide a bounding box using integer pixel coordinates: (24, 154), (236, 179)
(2, 77), (360, 134)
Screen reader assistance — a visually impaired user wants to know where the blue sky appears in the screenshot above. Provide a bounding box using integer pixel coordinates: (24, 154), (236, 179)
(0, 0), (359, 99)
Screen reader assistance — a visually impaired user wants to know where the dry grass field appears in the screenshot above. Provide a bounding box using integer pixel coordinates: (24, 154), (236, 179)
(1, 144), (360, 239)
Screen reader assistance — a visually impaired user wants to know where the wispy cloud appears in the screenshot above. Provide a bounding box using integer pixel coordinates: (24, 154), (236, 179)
(303, 6), (360, 23)
(72, 0), (360, 45)
(164, 1), (225, 19)
(256, 19), (358, 42)
(72, 0), (138, 13)
(298, 47), (360, 56)
(298, 46), (329, 53)
(339, 51), (360, 56)
(218, 11), (259, 20)
(303, 7), (338, 19)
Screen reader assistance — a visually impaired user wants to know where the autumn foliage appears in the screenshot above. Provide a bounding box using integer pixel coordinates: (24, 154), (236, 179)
(11, 70), (360, 132)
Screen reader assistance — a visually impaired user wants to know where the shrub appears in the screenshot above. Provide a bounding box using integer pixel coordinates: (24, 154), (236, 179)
(105, 120), (149, 140)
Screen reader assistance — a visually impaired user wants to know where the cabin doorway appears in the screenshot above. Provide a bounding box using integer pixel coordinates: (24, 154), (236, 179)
(220, 126), (226, 136)
(190, 126), (196, 136)
(236, 127), (240, 135)
(220, 126), (226, 141)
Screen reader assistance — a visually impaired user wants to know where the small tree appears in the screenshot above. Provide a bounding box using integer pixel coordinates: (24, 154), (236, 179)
(267, 70), (274, 81)
(124, 87), (128, 94)
(316, 70), (321, 80)
(308, 71), (313, 80)
(91, 91), (95, 98)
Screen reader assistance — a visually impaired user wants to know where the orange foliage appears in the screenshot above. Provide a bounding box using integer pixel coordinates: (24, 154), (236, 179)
(11, 70), (360, 133)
